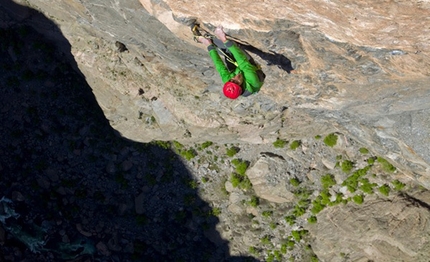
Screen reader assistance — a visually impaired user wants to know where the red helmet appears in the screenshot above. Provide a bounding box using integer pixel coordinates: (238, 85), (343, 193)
(223, 82), (242, 99)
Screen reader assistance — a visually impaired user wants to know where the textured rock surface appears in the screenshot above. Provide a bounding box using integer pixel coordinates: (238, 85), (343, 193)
(9, 0), (428, 187)
(7, 0), (429, 185)
(308, 195), (430, 262)
(247, 155), (296, 203)
(2, 0), (430, 261)
(141, 0), (430, 53)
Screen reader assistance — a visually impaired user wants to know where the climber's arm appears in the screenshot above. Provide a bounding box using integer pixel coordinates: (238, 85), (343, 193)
(208, 45), (234, 83)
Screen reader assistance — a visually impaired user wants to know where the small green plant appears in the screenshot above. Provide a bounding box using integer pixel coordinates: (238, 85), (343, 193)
(307, 216), (317, 224)
(230, 173), (242, 188)
(379, 184), (390, 196)
(291, 230), (308, 242)
(188, 180), (198, 189)
(274, 250), (282, 261)
(183, 194), (196, 205)
(74, 188), (87, 199)
(260, 235), (272, 245)
(321, 174), (336, 189)
(22, 69), (34, 80)
(230, 173), (252, 190)
(311, 201), (325, 215)
(289, 178), (301, 187)
(94, 191), (106, 202)
(323, 133), (338, 147)
(220, 180), (229, 196)
(359, 178), (377, 194)
(172, 141), (184, 150)
(273, 138), (287, 148)
(293, 205), (306, 217)
(341, 166), (370, 193)
(392, 180), (406, 191)
(270, 222), (277, 229)
(262, 210), (273, 218)
(239, 176), (252, 190)
(231, 159), (249, 175)
(136, 214), (148, 225)
(231, 158), (240, 165)
(133, 240), (147, 257)
(290, 140), (301, 150)
(211, 207), (221, 216)
(298, 198), (311, 207)
(201, 177), (209, 183)
(249, 246), (258, 255)
(201, 141), (213, 149)
(226, 146), (240, 157)
(115, 173), (128, 189)
(328, 193), (345, 206)
(286, 239), (295, 249)
(291, 231), (301, 242)
(359, 147), (369, 154)
(367, 157), (376, 165)
(145, 173), (156, 186)
(315, 135), (321, 140)
(6, 72), (19, 85)
(248, 196), (259, 207)
(152, 140), (170, 149)
(341, 160), (354, 173)
(281, 243), (288, 254)
(293, 187), (312, 199)
(319, 190), (332, 205)
(352, 194), (364, 204)
(377, 157), (396, 173)
(181, 148), (197, 161)
(311, 191), (331, 214)
(284, 215), (296, 225)
(17, 26), (29, 36)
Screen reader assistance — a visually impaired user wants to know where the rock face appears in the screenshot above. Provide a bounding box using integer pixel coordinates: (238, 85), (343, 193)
(2, 0), (430, 261)
(308, 195), (430, 262)
(141, 0), (430, 54)
(7, 0), (429, 186)
(247, 155), (296, 203)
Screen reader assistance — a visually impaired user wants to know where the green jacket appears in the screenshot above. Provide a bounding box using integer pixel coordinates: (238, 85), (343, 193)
(208, 40), (263, 94)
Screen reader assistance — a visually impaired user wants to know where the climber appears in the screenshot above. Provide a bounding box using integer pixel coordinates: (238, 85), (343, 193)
(195, 26), (264, 99)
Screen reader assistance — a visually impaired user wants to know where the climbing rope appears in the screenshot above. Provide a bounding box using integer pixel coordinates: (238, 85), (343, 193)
(192, 24), (238, 67)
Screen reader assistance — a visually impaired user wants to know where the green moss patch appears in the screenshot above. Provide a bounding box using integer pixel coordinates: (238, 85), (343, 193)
(379, 184), (390, 196)
(290, 140), (301, 150)
(377, 157), (396, 173)
(273, 138), (287, 148)
(323, 133), (338, 147)
(321, 174), (336, 189)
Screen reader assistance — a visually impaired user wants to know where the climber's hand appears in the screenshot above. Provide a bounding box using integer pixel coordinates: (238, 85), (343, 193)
(197, 36), (212, 46)
(214, 26), (227, 42)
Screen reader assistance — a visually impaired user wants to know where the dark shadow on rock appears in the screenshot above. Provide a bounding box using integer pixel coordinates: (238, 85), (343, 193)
(0, 1), (258, 261)
(231, 37), (295, 74)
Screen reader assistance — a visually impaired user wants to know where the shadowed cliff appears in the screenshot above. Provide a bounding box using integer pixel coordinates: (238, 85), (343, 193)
(0, 1), (257, 261)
